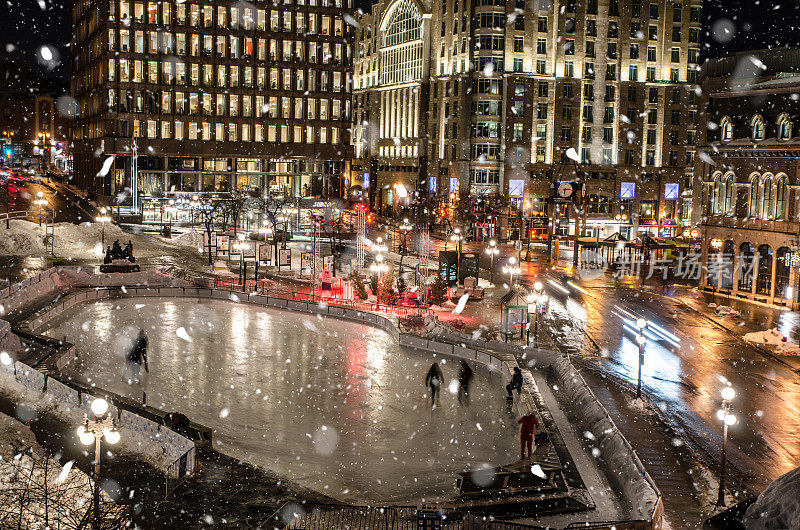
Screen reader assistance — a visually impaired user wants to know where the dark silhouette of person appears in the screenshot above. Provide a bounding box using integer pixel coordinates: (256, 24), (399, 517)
(506, 367), (523, 400)
(518, 413), (540, 459)
(425, 362), (444, 408)
(124, 240), (135, 262)
(458, 360), (473, 406)
(103, 246), (112, 264)
(126, 329), (149, 382)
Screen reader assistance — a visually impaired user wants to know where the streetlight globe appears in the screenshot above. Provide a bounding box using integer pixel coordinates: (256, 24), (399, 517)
(526, 294), (535, 303)
(489, 239), (496, 247)
(103, 427), (121, 445)
(716, 409), (726, 421)
(540, 294), (548, 304)
(636, 334), (646, 345)
(91, 397), (109, 416)
(376, 254), (383, 262)
(534, 281), (543, 291)
(37, 191), (44, 198)
(509, 256), (516, 265)
(725, 414), (737, 426)
(77, 425), (95, 446)
(636, 318), (647, 330)
(721, 386), (735, 401)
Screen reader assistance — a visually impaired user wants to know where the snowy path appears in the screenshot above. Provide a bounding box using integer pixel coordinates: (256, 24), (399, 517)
(41, 297), (518, 504)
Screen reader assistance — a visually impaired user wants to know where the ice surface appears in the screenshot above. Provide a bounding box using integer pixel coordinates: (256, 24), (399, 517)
(42, 298), (518, 503)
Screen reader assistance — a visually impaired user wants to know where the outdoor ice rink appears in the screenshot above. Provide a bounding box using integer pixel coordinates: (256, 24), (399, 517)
(42, 297), (518, 503)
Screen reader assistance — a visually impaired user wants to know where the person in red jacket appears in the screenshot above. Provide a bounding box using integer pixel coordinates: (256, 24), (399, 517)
(518, 413), (540, 459)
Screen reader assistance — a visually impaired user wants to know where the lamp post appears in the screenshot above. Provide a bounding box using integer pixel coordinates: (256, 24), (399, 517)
(34, 191), (48, 227)
(97, 207), (111, 246)
(76, 397), (121, 530)
(635, 318), (647, 400)
(233, 235), (247, 286)
(716, 386), (736, 507)
(710, 238), (723, 304)
(485, 239), (499, 285)
(399, 217), (413, 283)
(502, 256), (520, 286)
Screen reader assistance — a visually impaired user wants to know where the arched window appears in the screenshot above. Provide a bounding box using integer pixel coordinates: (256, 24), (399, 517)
(748, 173), (760, 218)
(775, 174), (788, 220)
(761, 173), (774, 220)
(723, 172), (736, 215)
(756, 244), (773, 295)
(721, 240), (735, 290)
(379, 0), (424, 84)
(776, 247), (792, 298)
(751, 115), (765, 141)
(777, 113), (792, 140)
(738, 242), (755, 292)
(720, 116), (733, 141)
(711, 172), (723, 214)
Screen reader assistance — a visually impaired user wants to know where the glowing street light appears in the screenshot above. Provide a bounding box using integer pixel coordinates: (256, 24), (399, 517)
(76, 397), (120, 530)
(716, 386), (737, 507)
(485, 239), (499, 285)
(233, 234), (248, 286)
(33, 191), (48, 227)
(96, 206), (112, 246)
(635, 318), (647, 400)
(502, 256), (520, 286)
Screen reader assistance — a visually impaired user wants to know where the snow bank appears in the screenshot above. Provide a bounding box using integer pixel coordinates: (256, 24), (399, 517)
(169, 229), (205, 249)
(546, 352), (661, 521)
(744, 466), (800, 529)
(743, 328), (800, 355)
(715, 305), (741, 317)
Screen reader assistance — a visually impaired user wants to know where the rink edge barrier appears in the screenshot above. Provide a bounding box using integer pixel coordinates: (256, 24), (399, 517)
(16, 276), (661, 529)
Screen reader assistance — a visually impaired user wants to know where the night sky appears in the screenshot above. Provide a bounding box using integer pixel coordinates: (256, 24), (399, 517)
(1, 0), (799, 87)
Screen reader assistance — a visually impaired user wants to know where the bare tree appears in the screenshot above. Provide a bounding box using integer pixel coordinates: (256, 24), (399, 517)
(198, 198), (228, 265)
(0, 447), (128, 529)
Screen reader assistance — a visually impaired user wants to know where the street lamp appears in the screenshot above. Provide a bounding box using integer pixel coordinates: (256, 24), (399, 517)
(233, 235), (247, 286)
(710, 238), (723, 305)
(76, 397), (121, 530)
(635, 318), (647, 400)
(716, 386), (737, 507)
(34, 191), (48, 227)
(502, 256), (521, 286)
(485, 239), (499, 285)
(399, 218), (413, 283)
(96, 207), (112, 246)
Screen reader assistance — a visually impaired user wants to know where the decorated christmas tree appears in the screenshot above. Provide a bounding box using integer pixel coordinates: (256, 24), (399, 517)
(379, 269), (397, 305)
(430, 274), (448, 306)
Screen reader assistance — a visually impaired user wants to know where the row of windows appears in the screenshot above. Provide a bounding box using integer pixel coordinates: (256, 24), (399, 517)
(719, 114), (793, 142)
(107, 90), (348, 121)
(74, 119), (344, 144)
(107, 60), (346, 93)
(108, 31), (347, 65)
(711, 171), (790, 221)
(111, 1), (348, 31)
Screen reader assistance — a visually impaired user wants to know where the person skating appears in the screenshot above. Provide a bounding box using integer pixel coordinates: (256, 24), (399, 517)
(458, 360), (473, 406)
(506, 366), (523, 400)
(425, 362), (444, 408)
(126, 329), (149, 382)
(518, 412), (540, 459)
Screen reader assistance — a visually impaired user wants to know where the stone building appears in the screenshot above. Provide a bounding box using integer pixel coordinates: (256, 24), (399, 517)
(353, 0), (701, 240)
(69, 0), (354, 209)
(697, 49), (800, 309)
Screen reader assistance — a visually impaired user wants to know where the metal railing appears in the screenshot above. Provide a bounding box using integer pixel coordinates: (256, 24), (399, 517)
(166, 445), (196, 497)
(266, 502), (559, 529)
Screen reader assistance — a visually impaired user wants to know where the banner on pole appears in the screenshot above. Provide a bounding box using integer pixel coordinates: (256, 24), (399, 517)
(278, 248), (291, 267)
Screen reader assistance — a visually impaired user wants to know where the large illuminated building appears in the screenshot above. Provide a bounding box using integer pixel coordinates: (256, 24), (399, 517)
(69, 0), (354, 211)
(353, 0), (701, 239)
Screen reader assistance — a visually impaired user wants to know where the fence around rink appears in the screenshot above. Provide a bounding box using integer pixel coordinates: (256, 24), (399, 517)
(8, 267), (663, 530)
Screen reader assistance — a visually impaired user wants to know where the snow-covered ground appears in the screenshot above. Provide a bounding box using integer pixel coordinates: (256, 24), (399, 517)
(744, 466), (800, 529)
(743, 328), (800, 355)
(40, 297), (518, 504)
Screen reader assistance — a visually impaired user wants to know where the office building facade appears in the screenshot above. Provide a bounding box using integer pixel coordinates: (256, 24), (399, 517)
(353, 0), (701, 239)
(70, 0), (354, 208)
